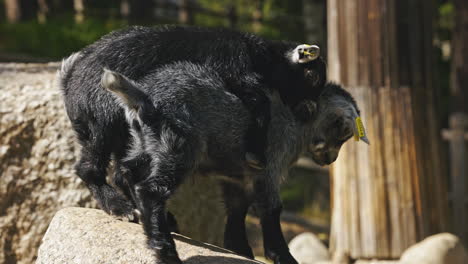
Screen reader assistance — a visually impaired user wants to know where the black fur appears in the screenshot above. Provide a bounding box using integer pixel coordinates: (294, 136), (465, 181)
(59, 26), (353, 264)
(63, 25), (326, 166)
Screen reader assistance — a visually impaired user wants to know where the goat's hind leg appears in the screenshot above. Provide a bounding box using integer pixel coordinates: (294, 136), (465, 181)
(221, 181), (254, 259)
(253, 179), (297, 264)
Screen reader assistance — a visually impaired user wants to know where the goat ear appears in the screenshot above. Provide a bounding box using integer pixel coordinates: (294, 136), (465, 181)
(351, 113), (370, 145)
(101, 69), (148, 113)
(293, 100), (317, 122)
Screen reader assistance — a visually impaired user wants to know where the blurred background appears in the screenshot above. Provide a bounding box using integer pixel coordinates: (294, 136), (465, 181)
(0, 0), (467, 263)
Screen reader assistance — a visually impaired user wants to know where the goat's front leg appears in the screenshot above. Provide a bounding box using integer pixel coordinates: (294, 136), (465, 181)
(133, 127), (198, 264)
(253, 178), (298, 264)
(136, 181), (181, 264)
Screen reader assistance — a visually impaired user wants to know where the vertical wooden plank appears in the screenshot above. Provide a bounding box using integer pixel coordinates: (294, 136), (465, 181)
(450, 0), (468, 245)
(73, 0), (84, 24)
(452, 0), (468, 113)
(344, 0), (359, 86)
(375, 87), (390, 257)
(356, 86), (375, 257)
(5, 0), (21, 23)
(337, 0), (348, 85)
(328, 0), (448, 259)
(367, 0), (383, 86)
(343, 0), (361, 257)
(449, 113), (468, 244)
(327, 0), (341, 82)
(357, 0), (370, 86)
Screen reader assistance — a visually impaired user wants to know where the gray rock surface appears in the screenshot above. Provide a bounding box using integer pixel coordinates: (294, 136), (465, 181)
(400, 233), (468, 264)
(36, 208), (261, 264)
(0, 63), (225, 264)
(354, 261), (399, 264)
(0, 63), (95, 264)
(288, 232), (330, 264)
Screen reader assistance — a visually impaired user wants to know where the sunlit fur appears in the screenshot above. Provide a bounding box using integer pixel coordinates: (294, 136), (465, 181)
(69, 62), (357, 264)
(58, 26), (354, 264)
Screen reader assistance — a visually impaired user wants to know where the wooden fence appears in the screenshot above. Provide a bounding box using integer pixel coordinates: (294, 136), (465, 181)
(442, 112), (468, 245)
(78, 1), (306, 32)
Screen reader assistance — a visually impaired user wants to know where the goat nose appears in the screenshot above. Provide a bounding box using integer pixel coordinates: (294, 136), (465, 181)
(327, 152), (338, 164)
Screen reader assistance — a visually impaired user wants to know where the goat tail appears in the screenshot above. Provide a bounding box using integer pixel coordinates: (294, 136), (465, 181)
(56, 52), (81, 92)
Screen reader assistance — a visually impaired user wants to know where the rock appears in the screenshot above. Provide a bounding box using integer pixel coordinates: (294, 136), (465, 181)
(331, 249), (350, 264)
(0, 63), (94, 264)
(0, 63), (225, 263)
(400, 233), (468, 264)
(354, 261), (399, 264)
(36, 208), (261, 264)
(288, 232), (330, 264)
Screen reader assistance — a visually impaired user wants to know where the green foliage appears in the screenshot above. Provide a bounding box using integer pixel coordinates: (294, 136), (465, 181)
(280, 167), (330, 220)
(0, 0), (314, 59)
(438, 2), (454, 41)
(0, 16), (127, 59)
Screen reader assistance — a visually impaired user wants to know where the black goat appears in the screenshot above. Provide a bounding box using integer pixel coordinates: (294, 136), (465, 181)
(61, 25), (326, 169)
(60, 26), (363, 264)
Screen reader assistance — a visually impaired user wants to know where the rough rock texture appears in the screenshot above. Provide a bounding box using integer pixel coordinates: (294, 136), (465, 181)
(288, 232), (330, 264)
(0, 63), (225, 264)
(36, 208), (262, 264)
(354, 261), (399, 264)
(0, 63), (95, 264)
(400, 233), (468, 264)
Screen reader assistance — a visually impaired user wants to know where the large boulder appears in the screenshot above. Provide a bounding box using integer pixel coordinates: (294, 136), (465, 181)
(400, 233), (468, 264)
(0, 63), (225, 264)
(0, 63), (94, 264)
(36, 207), (260, 264)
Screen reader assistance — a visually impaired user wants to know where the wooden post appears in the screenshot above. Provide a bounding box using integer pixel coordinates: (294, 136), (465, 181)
(448, 0), (468, 247)
(442, 113), (468, 245)
(252, 0), (264, 33)
(37, 0), (49, 24)
(178, 0), (193, 25)
(120, 0), (130, 19)
(5, 0), (21, 23)
(73, 0), (84, 23)
(452, 0), (468, 113)
(302, 0), (325, 48)
(226, 5), (237, 29)
(328, 0), (448, 260)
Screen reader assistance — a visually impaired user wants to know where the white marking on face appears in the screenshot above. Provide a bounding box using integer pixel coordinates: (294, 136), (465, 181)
(314, 142), (326, 151)
(287, 44), (320, 64)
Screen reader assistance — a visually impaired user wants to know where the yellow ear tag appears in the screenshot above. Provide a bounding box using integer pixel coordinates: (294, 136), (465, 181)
(354, 117), (370, 144)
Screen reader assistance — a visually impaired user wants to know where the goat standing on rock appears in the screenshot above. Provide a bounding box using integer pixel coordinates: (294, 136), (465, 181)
(60, 26), (367, 264)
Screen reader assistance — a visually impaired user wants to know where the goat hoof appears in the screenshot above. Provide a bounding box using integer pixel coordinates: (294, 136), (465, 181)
(112, 209), (140, 223)
(245, 153), (265, 170)
(156, 250), (182, 264)
(272, 255), (298, 264)
(105, 195), (136, 219)
(266, 251), (298, 264)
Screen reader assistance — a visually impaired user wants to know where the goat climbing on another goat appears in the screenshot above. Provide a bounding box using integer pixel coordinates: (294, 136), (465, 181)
(60, 27), (366, 264)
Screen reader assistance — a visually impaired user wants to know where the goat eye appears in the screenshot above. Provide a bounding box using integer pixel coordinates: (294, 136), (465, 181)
(331, 118), (343, 129)
(339, 126), (353, 140)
